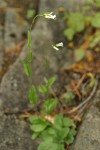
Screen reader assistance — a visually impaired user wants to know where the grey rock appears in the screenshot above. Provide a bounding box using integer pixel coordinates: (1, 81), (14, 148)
(73, 88), (100, 150)
(0, 0), (7, 71)
(40, 0), (87, 12)
(0, 1), (99, 150)
(0, 0), (72, 112)
(4, 10), (29, 49)
(0, 0), (7, 7)
(0, 26), (4, 70)
(0, 114), (37, 150)
(0, 0), (87, 112)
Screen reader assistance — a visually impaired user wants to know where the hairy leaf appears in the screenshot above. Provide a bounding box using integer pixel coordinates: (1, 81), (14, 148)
(91, 12), (100, 28)
(67, 12), (85, 32)
(22, 59), (32, 76)
(38, 141), (63, 150)
(28, 51), (33, 63)
(30, 120), (47, 132)
(29, 115), (40, 124)
(64, 28), (75, 40)
(65, 92), (75, 102)
(27, 9), (35, 19)
(28, 85), (38, 104)
(63, 118), (75, 127)
(46, 76), (57, 87)
(27, 30), (32, 48)
(38, 85), (48, 94)
(74, 49), (85, 62)
(43, 99), (57, 114)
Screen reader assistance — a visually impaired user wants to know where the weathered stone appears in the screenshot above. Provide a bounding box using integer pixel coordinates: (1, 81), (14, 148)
(40, 0), (87, 12)
(0, 26), (4, 70)
(0, 0), (7, 70)
(0, 1), (99, 150)
(0, 0), (72, 112)
(0, 0), (7, 6)
(72, 87), (100, 150)
(4, 10), (29, 49)
(0, 114), (37, 150)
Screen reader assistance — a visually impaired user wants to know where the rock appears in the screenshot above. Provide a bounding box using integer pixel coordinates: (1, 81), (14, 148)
(0, 0), (72, 112)
(0, 26), (4, 70)
(0, 1), (99, 150)
(72, 87), (100, 150)
(4, 10), (29, 49)
(0, 0), (7, 70)
(0, 0), (7, 7)
(0, 114), (37, 150)
(0, 0), (88, 112)
(40, 0), (87, 12)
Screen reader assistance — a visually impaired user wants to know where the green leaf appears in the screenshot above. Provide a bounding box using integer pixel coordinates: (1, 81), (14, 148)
(91, 12), (100, 28)
(65, 92), (75, 102)
(56, 127), (69, 141)
(40, 132), (53, 141)
(96, 0), (100, 7)
(54, 115), (63, 129)
(85, 16), (92, 26)
(27, 30), (32, 48)
(27, 9), (35, 19)
(38, 85), (48, 94)
(46, 76), (57, 88)
(89, 78), (97, 88)
(90, 33), (100, 48)
(32, 132), (39, 140)
(22, 59), (32, 76)
(30, 120), (47, 132)
(40, 128), (55, 141)
(87, 0), (94, 4)
(27, 51), (33, 63)
(66, 133), (74, 145)
(70, 128), (77, 136)
(47, 127), (56, 135)
(29, 116), (49, 131)
(74, 49), (85, 62)
(65, 129), (76, 145)
(82, 5), (91, 11)
(67, 12), (85, 32)
(64, 28), (75, 40)
(43, 99), (57, 114)
(63, 118), (75, 127)
(58, 145), (65, 150)
(28, 85), (38, 104)
(38, 141), (61, 150)
(29, 115), (40, 124)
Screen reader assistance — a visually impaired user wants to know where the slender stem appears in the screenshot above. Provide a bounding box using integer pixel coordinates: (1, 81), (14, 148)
(30, 14), (43, 30)
(44, 49), (49, 77)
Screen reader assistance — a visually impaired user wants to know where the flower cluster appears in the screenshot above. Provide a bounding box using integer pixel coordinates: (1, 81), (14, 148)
(44, 12), (56, 20)
(52, 42), (63, 51)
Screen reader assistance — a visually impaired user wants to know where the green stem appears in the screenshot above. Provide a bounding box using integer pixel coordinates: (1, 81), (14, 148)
(30, 14), (43, 30)
(44, 49), (49, 77)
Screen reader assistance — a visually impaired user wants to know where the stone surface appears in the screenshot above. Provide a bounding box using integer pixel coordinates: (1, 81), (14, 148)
(0, 0), (72, 112)
(0, 114), (37, 150)
(73, 87), (100, 150)
(4, 10), (29, 49)
(0, 26), (4, 70)
(40, 0), (87, 12)
(0, 0), (7, 70)
(0, 1), (99, 150)
(0, 0), (88, 112)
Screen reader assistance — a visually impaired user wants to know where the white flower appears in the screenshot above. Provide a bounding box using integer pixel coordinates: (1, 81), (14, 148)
(44, 12), (56, 20)
(52, 42), (63, 51)
(56, 42), (63, 47)
(52, 46), (59, 51)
